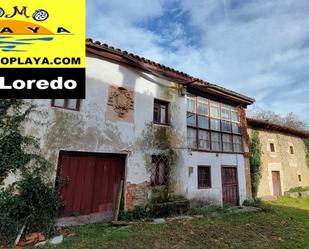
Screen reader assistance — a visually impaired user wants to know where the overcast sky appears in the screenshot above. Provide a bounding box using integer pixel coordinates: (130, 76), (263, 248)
(87, 0), (309, 124)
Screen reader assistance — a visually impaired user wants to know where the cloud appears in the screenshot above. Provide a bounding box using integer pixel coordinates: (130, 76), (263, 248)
(86, 0), (166, 58)
(87, 0), (309, 125)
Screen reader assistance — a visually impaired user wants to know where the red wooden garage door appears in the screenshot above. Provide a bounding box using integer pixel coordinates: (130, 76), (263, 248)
(221, 166), (239, 206)
(58, 152), (125, 218)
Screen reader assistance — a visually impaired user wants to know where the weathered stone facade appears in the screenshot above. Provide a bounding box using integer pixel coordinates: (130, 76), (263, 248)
(247, 125), (309, 198)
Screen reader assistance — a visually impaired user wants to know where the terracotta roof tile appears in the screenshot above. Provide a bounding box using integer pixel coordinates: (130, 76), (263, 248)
(86, 38), (255, 104)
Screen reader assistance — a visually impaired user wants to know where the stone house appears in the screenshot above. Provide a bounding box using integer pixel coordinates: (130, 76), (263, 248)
(5, 39), (255, 224)
(247, 118), (309, 198)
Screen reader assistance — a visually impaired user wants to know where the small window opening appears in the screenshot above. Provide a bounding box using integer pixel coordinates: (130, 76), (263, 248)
(270, 143), (275, 152)
(51, 99), (80, 111)
(153, 99), (169, 125)
(198, 166), (211, 189)
(290, 146), (294, 154)
(151, 155), (170, 186)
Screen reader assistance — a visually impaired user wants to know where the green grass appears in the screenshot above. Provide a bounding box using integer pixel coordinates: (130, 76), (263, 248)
(287, 186), (309, 192)
(269, 196), (309, 211)
(33, 197), (309, 249)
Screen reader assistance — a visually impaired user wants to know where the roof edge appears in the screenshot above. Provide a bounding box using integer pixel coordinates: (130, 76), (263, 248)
(247, 118), (309, 138)
(86, 38), (255, 105)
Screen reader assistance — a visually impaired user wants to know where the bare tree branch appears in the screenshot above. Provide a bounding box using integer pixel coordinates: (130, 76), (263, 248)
(248, 106), (307, 131)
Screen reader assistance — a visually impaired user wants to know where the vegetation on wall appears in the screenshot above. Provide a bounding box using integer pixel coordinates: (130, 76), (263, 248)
(249, 130), (262, 198)
(142, 122), (178, 153)
(304, 138), (309, 169)
(0, 100), (34, 183)
(0, 100), (59, 246)
(141, 122), (179, 201)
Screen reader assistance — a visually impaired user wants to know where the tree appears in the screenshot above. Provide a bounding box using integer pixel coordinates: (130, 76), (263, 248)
(248, 105), (307, 131)
(283, 112), (307, 131)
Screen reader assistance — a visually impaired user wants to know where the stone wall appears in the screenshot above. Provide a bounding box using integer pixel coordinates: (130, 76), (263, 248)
(243, 155), (252, 198)
(248, 127), (309, 197)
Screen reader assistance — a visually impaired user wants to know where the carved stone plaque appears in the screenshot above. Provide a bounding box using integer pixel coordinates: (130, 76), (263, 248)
(106, 86), (134, 122)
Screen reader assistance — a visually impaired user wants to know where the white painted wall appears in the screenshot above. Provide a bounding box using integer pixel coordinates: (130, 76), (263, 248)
(184, 152), (246, 206)
(15, 53), (247, 206)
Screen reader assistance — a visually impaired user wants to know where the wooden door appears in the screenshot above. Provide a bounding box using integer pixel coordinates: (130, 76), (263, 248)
(272, 171), (281, 196)
(58, 152), (124, 218)
(221, 167), (239, 206)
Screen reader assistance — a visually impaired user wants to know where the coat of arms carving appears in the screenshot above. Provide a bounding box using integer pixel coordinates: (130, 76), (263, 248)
(107, 86), (134, 118)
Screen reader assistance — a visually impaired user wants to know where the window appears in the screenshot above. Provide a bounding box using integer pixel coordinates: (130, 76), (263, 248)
(187, 94), (196, 113)
(153, 99), (169, 125)
(233, 135), (243, 153)
(298, 174), (302, 182)
(231, 109), (239, 122)
(270, 143), (275, 152)
(187, 128), (197, 149)
(51, 99), (80, 111)
(290, 146), (294, 154)
(210, 118), (220, 131)
(198, 130), (210, 150)
(221, 105), (230, 120)
(187, 112), (196, 126)
(222, 120), (231, 132)
(210, 101), (220, 118)
(151, 155), (169, 186)
(186, 94), (242, 153)
(222, 134), (232, 152)
(197, 97), (208, 115)
(198, 115), (208, 129)
(211, 132), (222, 151)
(232, 122), (241, 134)
(210, 102), (221, 132)
(198, 166), (211, 188)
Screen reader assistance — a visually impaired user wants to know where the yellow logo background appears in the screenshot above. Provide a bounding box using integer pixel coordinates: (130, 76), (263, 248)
(0, 1), (85, 68)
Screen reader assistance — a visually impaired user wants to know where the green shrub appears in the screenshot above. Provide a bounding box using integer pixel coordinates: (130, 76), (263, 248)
(243, 198), (262, 207)
(150, 186), (169, 204)
(243, 198), (272, 212)
(288, 186), (309, 192)
(119, 205), (149, 221)
(0, 175), (59, 245)
(0, 187), (23, 245)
